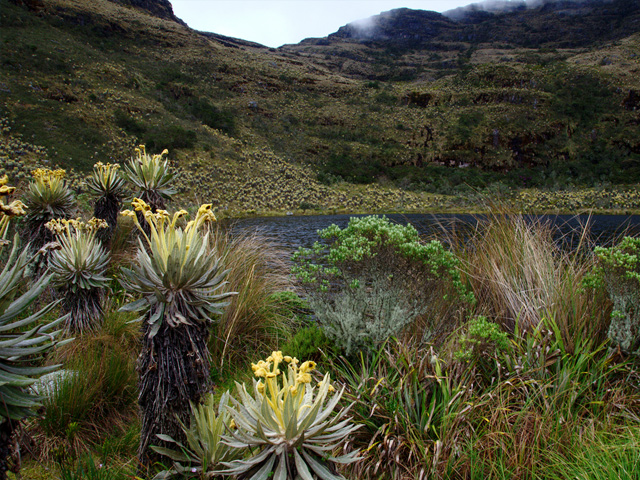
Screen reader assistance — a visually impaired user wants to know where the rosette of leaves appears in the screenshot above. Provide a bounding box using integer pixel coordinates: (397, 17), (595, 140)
(219, 352), (359, 480)
(46, 218), (111, 334)
(0, 180), (69, 476)
(22, 168), (75, 252)
(119, 199), (235, 465)
(151, 392), (242, 479)
(86, 162), (127, 247)
(122, 145), (176, 212)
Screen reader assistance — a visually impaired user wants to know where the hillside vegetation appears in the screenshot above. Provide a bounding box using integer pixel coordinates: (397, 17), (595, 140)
(1, 0), (640, 215)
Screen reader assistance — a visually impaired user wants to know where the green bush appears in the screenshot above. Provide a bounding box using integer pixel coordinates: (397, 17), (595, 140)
(594, 236), (640, 354)
(187, 97), (236, 135)
(113, 109), (147, 137)
(144, 125), (197, 151)
(293, 216), (473, 356)
(281, 323), (334, 362)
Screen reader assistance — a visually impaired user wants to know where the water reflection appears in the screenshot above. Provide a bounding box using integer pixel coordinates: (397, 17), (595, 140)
(228, 213), (640, 253)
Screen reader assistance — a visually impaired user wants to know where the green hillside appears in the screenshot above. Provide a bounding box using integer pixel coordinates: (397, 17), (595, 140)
(1, 0), (640, 215)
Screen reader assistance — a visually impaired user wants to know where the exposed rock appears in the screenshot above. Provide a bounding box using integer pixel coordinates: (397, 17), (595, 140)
(107, 0), (185, 25)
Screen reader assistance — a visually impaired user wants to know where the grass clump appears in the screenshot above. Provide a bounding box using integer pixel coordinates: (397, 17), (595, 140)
(208, 227), (292, 370)
(34, 311), (139, 461)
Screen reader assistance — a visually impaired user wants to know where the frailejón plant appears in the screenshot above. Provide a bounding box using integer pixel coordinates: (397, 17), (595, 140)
(151, 392), (242, 479)
(22, 168), (75, 252)
(86, 162), (127, 247)
(46, 218), (111, 333)
(119, 198), (235, 465)
(122, 146), (176, 212)
(220, 351), (359, 480)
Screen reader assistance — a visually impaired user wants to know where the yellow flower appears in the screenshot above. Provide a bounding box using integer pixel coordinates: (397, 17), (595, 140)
(256, 381), (265, 394)
(0, 185), (15, 196)
(0, 200), (26, 217)
(296, 372), (312, 384)
(0, 175), (7, 186)
(299, 361), (316, 373)
(132, 197), (151, 212)
(254, 367), (268, 378)
(267, 351), (284, 364)
(121, 209), (136, 218)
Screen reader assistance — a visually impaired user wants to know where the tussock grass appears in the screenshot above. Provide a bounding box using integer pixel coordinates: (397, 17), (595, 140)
(208, 226), (293, 369)
(32, 311), (139, 461)
(463, 210), (611, 353)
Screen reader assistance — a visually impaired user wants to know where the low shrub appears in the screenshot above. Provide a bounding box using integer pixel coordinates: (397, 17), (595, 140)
(293, 215), (473, 356)
(594, 236), (640, 354)
(281, 323), (334, 362)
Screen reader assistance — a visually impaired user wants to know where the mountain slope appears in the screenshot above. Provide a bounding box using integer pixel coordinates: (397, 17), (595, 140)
(1, 0), (640, 215)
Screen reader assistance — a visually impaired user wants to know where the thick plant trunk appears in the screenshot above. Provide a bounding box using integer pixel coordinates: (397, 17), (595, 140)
(0, 419), (17, 480)
(94, 194), (121, 249)
(137, 320), (212, 466)
(62, 288), (104, 334)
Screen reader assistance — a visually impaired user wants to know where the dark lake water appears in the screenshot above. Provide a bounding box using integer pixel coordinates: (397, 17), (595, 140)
(228, 213), (640, 253)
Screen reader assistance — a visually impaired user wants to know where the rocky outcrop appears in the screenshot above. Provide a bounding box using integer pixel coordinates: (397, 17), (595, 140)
(329, 8), (459, 45)
(107, 0), (185, 25)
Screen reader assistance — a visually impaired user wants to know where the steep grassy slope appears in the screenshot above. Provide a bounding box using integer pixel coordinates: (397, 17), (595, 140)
(1, 0), (640, 215)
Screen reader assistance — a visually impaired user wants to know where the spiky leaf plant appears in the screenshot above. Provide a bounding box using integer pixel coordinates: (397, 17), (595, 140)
(22, 168), (75, 250)
(119, 199), (235, 465)
(46, 218), (111, 334)
(152, 392), (242, 479)
(0, 177), (69, 478)
(86, 162), (127, 248)
(122, 145), (176, 212)
(219, 352), (359, 480)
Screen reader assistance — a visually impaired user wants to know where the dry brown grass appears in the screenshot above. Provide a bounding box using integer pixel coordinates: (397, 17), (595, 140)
(208, 225), (293, 369)
(463, 211), (611, 353)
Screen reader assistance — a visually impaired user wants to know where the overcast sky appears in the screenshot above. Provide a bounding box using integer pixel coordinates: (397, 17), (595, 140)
(170, 1), (480, 48)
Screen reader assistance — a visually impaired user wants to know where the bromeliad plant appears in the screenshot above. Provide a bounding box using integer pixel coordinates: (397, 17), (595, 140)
(119, 198), (235, 465)
(46, 218), (111, 333)
(220, 352), (359, 480)
(0, 176), (69, 475)
(86, 162), (127, 247)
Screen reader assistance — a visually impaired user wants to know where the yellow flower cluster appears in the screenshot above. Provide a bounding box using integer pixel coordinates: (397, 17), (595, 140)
(0, 175), (27, 243)
(0, 175), (26, 218)
(45, 217), (109, 236)
(133, 144), (169, 163)
(251, 351), (332, 401)
(122, 198), (215, 240)
(93, 161), (120, 172)
(31, 168), (66, 184)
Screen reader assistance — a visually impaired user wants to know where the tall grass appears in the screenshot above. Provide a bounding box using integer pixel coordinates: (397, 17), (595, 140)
(33, 311), (139, 460)
(463, 211), (611, 353)
(208, 226), (293, 369)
